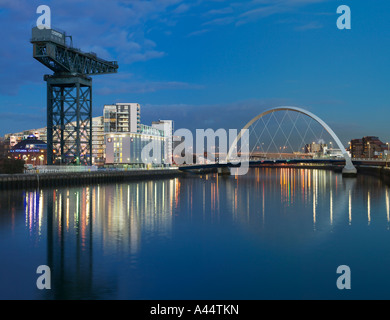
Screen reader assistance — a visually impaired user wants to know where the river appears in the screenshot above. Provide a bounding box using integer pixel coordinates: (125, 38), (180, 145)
(1, 168), (390, 299)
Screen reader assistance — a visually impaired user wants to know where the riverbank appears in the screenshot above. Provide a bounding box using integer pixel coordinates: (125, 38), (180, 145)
(1, 164), (389, 190)
(0, 169), (186, 190)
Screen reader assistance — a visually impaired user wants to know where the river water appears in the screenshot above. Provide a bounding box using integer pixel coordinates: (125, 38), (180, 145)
(1, 168), (390, 300)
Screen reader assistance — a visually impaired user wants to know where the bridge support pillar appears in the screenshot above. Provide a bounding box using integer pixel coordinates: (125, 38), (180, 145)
(342, 162), (357, 177)
(218, 167), (231, 176)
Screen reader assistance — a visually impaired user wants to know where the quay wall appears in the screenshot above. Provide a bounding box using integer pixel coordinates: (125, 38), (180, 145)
(0, 169), (186, 190)
(1, 165), (390, 190)
(356, 166), (390, 185)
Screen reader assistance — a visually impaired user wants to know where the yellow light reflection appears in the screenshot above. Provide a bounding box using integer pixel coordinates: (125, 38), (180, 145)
(386, 188), (390, 224)
(262, 182), (265, 226)
(313, 188), (316, 228)
(330, 189), (333, 226)
(349, 190), (352, 226)
(368, 191), (371, 225)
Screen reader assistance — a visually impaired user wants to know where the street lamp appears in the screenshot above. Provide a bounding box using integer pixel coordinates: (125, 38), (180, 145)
(367, 142), (371, 159)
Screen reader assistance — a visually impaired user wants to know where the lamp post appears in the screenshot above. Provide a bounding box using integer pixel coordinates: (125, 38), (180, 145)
(367, 142), (371, 159)
(348, 141), (351, 158)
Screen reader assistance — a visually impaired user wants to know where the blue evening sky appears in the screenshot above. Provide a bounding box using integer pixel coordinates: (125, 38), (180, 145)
(0, 0), (389, 145)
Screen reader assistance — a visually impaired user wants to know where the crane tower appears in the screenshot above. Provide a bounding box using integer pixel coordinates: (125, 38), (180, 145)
(31, 27), (118, 165)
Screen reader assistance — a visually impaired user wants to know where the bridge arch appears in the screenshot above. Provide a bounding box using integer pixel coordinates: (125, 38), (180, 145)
(228, 106), (357, 175)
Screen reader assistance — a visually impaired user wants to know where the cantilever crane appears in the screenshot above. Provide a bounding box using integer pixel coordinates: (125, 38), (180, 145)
(31, 27), (118, 165)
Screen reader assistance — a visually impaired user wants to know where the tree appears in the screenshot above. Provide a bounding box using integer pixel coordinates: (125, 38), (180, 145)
(0, 139), (24, 174)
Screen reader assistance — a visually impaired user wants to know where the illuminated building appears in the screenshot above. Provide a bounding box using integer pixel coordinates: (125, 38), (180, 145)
(304, 141), (327, 154)
(104, 104), (174, 167)
(9, 135), (47, 166)
(105, 126), (166, 167)
(4, 128), (47, 147)
(4, 117), (105, 166)
(2, 103), (175, 166)
(104, 103), (141, 133)
(350, 136), (388, 159)
(350, 139), (364, 158)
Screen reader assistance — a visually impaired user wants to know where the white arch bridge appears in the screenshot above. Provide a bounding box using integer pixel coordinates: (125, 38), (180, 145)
(179, 106), (358, 176)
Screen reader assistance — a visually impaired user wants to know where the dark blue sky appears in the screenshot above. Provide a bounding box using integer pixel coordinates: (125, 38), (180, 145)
(0, 0), (389, 145)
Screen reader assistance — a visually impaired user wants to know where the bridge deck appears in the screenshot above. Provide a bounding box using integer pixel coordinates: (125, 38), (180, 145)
(179, 158), (388, 171)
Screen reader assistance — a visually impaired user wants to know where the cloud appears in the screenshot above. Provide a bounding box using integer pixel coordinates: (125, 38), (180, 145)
(202, 16), (235, 26)
(173, 3), (191, 14)
(295, 21), (323, 31)
(0, 0), (189, 96)
(0, 111), (46, 135)
(187, 29), (210, 37)
(0, 0), (330, 96)
(94, 73), (203, 95)
(141, 98), (291, 132)
(51, 1), (182, 65)
(236, 0), (328, 25)
(97, 81), (202, 95)
(198, 0), (329, 28)
(139, 98), (369, 145)
(204, 7), (234, 16)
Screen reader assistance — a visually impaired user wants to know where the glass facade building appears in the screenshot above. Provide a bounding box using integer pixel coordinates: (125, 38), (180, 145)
(105, 131), (166, 168)
(104, 103), (141, 133)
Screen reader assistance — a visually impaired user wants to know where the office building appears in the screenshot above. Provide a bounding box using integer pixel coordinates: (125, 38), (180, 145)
(350, 139), (364, 158)
(4, 128), (47, 147)
(305, 142), (327, 154)
(104, 103), (141, 133)
(350, 136), (388, 159)
(9, 135), (47, 166)
(105, 128), (166, 167)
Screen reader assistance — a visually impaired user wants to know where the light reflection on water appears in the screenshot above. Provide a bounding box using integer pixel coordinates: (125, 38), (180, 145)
(1, 168), (390, 299)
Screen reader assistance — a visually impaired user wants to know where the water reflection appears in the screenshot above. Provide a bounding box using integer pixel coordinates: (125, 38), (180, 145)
(368, 191), (371, 226)
(349, 190), (352, 225)
(25, 190), (44, 239)
(176, 168), (390, 235)
(17, 169), (390, 241)
(11, 179), (178, 299)
(216, 168), (388, 233)
(387, 189), (390, 226)
(3, 168), (390, 299)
